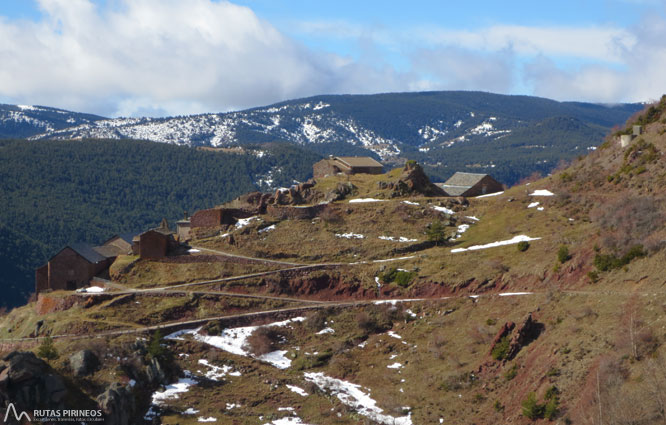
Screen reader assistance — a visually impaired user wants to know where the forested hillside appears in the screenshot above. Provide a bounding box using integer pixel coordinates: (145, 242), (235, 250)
(0, 138), (321, 308)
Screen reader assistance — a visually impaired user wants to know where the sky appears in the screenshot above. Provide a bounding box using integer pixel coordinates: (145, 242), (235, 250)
(1, 0), (666, 117)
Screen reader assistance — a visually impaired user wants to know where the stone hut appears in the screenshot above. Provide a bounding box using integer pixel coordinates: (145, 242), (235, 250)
(313, 156), (383, 178)
(35, 243), (115, 292)
(102, 233), (135, 255)
(437, 172), (504, 197)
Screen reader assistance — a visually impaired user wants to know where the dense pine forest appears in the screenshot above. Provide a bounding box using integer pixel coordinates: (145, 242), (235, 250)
(0, 138), (321, 308)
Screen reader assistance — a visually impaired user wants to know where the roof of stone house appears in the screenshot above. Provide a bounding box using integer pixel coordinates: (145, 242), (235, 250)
(92, 245), (124, 258)
(66, 242), (109, 263)
(103, 233), (137, 246)
(437, 172), (492, 197)
(334, 156), (383, 169)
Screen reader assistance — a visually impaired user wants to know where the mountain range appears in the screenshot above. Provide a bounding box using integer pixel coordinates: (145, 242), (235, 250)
(1, 92), (642, 186)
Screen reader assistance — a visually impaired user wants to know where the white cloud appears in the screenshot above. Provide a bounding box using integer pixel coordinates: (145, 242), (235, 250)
(0, 0), (414, 116)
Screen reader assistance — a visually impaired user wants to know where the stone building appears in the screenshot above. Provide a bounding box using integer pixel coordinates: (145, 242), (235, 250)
(437, 172), (504, 197)
(35, 243), (115, 292)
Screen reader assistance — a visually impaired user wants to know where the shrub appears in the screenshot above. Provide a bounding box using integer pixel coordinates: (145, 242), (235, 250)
(493, 400), (505, 412)
(426, 220), (448, 245)
(486, 318), (497, 326)
(147, 329), (171, 362)
(587, 270), (599, 283)
(557, 245), (570, 263)
(246, 327), (286, 356)
(594, 245), (646, 272)
(379, 267), (416, 287)
(517, 241), (530, 252)
(504, 363), (518, 381)
(37, 336), (58, 360)
(521, 392), (544, 420)
(491, 335), (510, 361)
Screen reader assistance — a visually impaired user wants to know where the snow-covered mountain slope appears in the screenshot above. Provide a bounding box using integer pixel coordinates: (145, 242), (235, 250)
(0, 104), (103, 139)
(23, 92), (642, 163)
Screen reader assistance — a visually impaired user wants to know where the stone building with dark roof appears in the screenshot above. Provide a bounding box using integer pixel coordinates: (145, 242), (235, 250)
(437, 172), (504, 197)
(313, 156), (384, 178)
(35, 243), (116, 292)
(132, 220), (178, 259)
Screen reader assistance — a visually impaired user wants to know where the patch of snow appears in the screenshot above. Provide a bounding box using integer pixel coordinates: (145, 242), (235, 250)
(198, 417), (217, 422)
(151, 377), (196, 405)
(183, 408), (199, 415)
(286, 385), (308, 397)
(499, 292), (533, 297)
(432, 205), (455, 215)
(387, 331), (402, 339)
(358, 341), (368, 348)
(259, 224), (276, 234)
(336, 232), (365, 239)
(529, 190), (555, 196)
(372, 256), (416, 263)
(304, 372), (412, 425)
(387, 363), (403, 369)
(349, 198), (385, 203)
(476, 191), (504, 198)
(451, 235), (541, 253)
(171, 317), (305, 369)
(373, 298), (425, 305)
(264, 418), (311, 425)
(466, 216), (480, 221)
(188, 248), (201, 253)
(378, 236), (418, 243)
(278, 407), (295, 412)
(84, 286), (105, 293)
(401, 200), (419, 206)
(454, 224), (470, 240)
(405, 309), (417, 318)
(317, 327), (335, 335)
(226, 403), (240, 409)
(537, 207), (544, 211)
(197, 359), (239, 381)
(236, 216), (261, 229)
(527, 202), (540, 208)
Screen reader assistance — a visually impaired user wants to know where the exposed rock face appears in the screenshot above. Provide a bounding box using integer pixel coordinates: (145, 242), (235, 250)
(505, 313), (543, 360)
(0, 351), (67, 419)
(488, 313), (544, 362)
(145, 357), (169, 386)
(379, 162), (448, 197)
(70, 350), (100, 376)
(97, 383), (135, 425)
(324, 182), (356, 202)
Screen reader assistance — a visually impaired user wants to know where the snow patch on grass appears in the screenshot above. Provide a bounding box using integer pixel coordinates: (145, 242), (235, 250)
(529, 189), (555, 196)
(527, 202), (540, 208)
(431, 205), (455, 215)
(401, 200), (419, 206)
(304, 372), (412, 425)
(336, 232), (365, 239)
(236, 216), (261, 229)
(451, 235), (541, 253)
(317, 327), (335, 335)
(378, 236), (418, 243)
(286, 385), (308, 397)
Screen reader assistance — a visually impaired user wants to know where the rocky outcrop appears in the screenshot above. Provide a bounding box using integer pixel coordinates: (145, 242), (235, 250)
(378, 162), (448, 197)
(70, 350), (100, 376)
(0, 351), (67, 417)
(488, 313), (543, 362)
(323, 182), (356, 202)
(97, 383), (135, 425)
(145, 357), (169, 386)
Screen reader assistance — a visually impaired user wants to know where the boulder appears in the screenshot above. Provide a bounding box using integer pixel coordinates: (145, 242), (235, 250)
(145, 357), (168, 386)
(70, 350), (100, 377)
(0, 351), (67, 411)
(97, 383), (135, 425)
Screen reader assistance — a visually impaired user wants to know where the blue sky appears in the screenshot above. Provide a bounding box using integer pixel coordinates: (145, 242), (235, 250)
(1, 0), (665, 116)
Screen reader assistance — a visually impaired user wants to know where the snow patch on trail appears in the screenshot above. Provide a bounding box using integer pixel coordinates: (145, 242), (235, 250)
(304, 373), (412, 425)
(349, 198), (385, 203)
(476, 191), (504, 198)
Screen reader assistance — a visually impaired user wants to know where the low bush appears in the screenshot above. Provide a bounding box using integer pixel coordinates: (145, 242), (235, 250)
(557, 245), (570, 263)
(491, 335), (511, 361)
(594, 245), (646, 272)
(522, 392), (544, 420)
(504, 363), (518, 381)
(379, 267), (416, 288)
(246, 327), (287, 356)
(517, 241), (530, 252)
